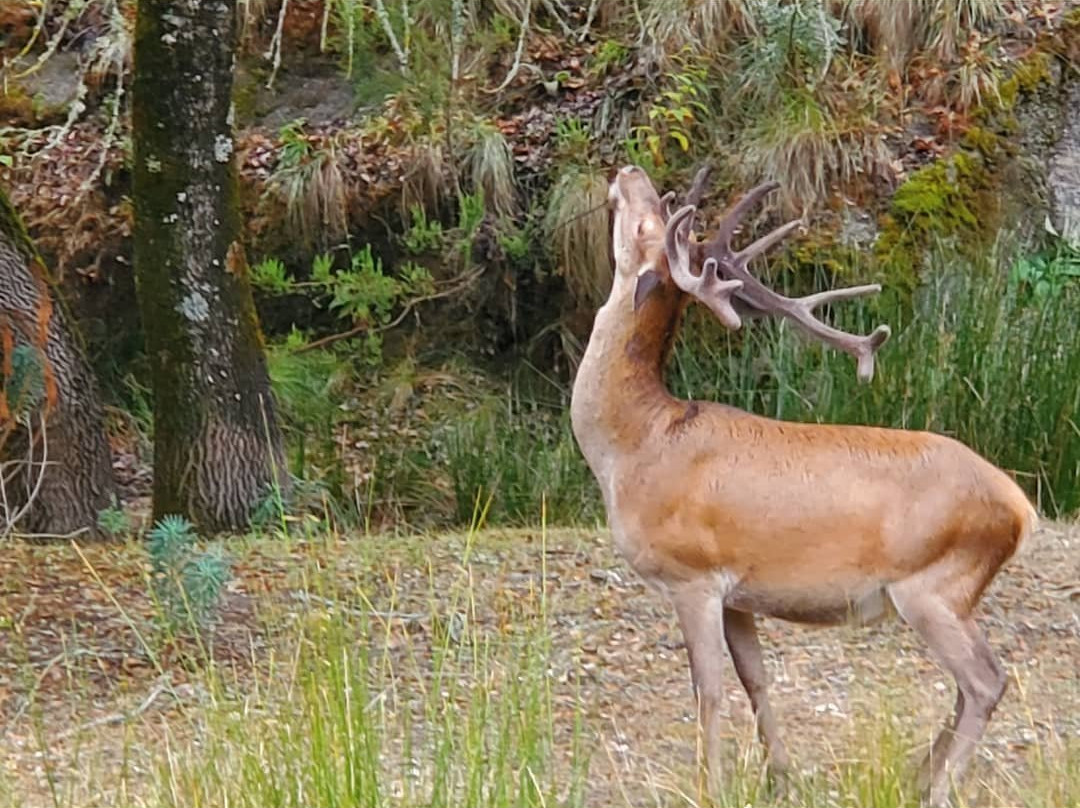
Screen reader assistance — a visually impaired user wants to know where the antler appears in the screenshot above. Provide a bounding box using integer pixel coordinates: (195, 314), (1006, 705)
(664, 204), (743, 329)
(662, 170), (891, 382)
(700, 182), (890, 381)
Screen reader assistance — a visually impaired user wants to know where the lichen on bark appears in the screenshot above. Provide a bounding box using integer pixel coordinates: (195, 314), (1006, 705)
(132, 0), (289, 532)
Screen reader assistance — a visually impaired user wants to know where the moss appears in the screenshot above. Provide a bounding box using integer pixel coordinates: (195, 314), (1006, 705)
(998, 51), (1055, 110)
(770, 229), (864, 292)
(874, 153), (998, 294)
(0, 87), (35, 127)
(961, 124), (1004, 158)
(0, 186), (39, 264)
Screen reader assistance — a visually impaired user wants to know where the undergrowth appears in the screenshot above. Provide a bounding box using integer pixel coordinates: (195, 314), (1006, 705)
(671, 241), (1080, 516)
(5, 526), (1076, 808)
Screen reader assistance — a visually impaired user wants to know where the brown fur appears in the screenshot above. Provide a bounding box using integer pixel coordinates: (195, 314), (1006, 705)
(570, 166), (1037, 806)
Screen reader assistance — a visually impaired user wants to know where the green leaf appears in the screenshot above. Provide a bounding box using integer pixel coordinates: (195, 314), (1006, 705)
(669, 130), (690, 152)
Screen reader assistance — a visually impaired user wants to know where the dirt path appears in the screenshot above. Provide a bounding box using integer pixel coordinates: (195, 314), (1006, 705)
(1, 521), (1077, 806)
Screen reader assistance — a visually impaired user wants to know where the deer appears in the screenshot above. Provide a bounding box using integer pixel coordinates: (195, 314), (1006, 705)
(569, 164), (1037, 807)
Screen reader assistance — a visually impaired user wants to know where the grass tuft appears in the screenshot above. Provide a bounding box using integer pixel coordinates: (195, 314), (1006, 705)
(468, 125), (518, 221)
(737, 86), (890, 216)
(543, 167), (611, 310)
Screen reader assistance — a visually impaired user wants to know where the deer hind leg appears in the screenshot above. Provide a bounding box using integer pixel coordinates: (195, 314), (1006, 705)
(723, 609), (791, 781)
(672, 587), (730, 792)
(916, 689), (964, 793)
(888, 580), (1008, 808)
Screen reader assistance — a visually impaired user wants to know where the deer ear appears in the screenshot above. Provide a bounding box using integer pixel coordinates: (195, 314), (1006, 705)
(633, 268), (662, 311)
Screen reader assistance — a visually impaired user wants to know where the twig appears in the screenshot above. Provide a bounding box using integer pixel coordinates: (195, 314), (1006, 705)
(265, 0), (289, 89)
(289, 590), (425, 621)
(580, 0), (601, 41)
(294, 267), (483, 354)
(4, 412), (49, 536)
(633, 0), (646, 47)
(549, 199), (608, 231)
(373, 0), (410, 76)
(53, 677), (172, 741)
(450, 0), (465, 83)
(486, 0), (533, 94)
(540, 0), (575, 38)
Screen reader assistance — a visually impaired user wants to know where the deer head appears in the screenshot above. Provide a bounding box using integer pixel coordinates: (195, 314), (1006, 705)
(614, 165), (891, 381)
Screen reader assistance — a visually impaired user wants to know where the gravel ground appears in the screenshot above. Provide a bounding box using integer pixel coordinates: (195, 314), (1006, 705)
(1, 521), (1076, 806)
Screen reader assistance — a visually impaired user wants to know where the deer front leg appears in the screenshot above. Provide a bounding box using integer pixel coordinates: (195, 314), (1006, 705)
(723, 609), (792, 782)
(672, 586), (729, 792)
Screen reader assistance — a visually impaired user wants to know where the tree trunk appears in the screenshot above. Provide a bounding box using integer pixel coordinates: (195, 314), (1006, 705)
(132, 0), (289, 532)
(0, 188), (116, 539)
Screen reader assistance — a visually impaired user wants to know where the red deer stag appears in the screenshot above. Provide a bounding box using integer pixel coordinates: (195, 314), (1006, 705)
(570, 165), (1037, 806)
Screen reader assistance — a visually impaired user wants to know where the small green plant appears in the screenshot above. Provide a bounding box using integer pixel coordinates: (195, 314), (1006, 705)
(498, 221), (531, 263)
(736, 0), (843, 105)
(629, 50), (710, 167)
(250, 257), (291, 293)
(276, 118), (313, 168)
(255, 249), (434, 364)
(96, 496), (131, 539)
(147, 515), (231, 631)
(457, 190), (486, 241)
(553, 118), (592, 163)
(1009, 239), (1080, 302)
(590, 38), (629, 75)
(401, 205), (445, 255)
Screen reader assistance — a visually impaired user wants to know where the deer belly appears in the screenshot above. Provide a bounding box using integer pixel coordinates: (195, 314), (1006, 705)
(725, 582), (895, 627)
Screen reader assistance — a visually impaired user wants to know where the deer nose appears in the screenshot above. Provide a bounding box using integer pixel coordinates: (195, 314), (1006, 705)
(620, 165), (642, 176)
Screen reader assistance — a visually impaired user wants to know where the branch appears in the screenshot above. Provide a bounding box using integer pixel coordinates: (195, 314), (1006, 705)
(2, 411), (49, 537)
(485, 0), (533, 94)
(294, 267), (484, 354)
(265, 0), (289, 89)
(373, 0), (410, 77)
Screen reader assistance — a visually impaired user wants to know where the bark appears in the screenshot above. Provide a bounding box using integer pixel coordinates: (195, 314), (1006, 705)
(132, 0), (289, 532)
(0, 188), (116, 540)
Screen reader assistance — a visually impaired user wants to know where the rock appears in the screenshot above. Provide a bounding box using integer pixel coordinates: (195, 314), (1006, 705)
(1048, 79), (1080, 245)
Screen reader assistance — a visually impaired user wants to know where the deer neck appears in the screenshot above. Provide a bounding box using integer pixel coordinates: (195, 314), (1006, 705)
(571, 279), (685, 477)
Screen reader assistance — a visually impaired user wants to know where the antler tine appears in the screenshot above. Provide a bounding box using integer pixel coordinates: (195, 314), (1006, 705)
(658, 166), (712, 222)
(659, 191), (676, 220)
(710, 181), (781, 251)
(734, 219), (805, 265)
(684, 165), (713, 208)
(720, 258), (892, 381)
(664, 205), (743, 329)
(664, 203), (695, 261)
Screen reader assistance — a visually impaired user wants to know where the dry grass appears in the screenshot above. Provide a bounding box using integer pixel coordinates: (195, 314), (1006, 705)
(640, 0), (756, 66)
(400, 141), (450, 221)
(543, 167), (612, 310)
(267, 135), (350, 245)
(842, 0), (1008, 69)
(737, 86), (892, 217)
(468, 125), (518, 220)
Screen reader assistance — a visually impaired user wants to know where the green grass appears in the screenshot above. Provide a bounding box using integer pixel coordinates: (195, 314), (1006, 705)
(158, 545), (579, 807)
(669, 251), (1080, 516)
(441, 403), (601, 528)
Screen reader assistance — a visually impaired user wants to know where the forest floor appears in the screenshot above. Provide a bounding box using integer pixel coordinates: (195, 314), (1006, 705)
(1, 519), (1077, 807)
